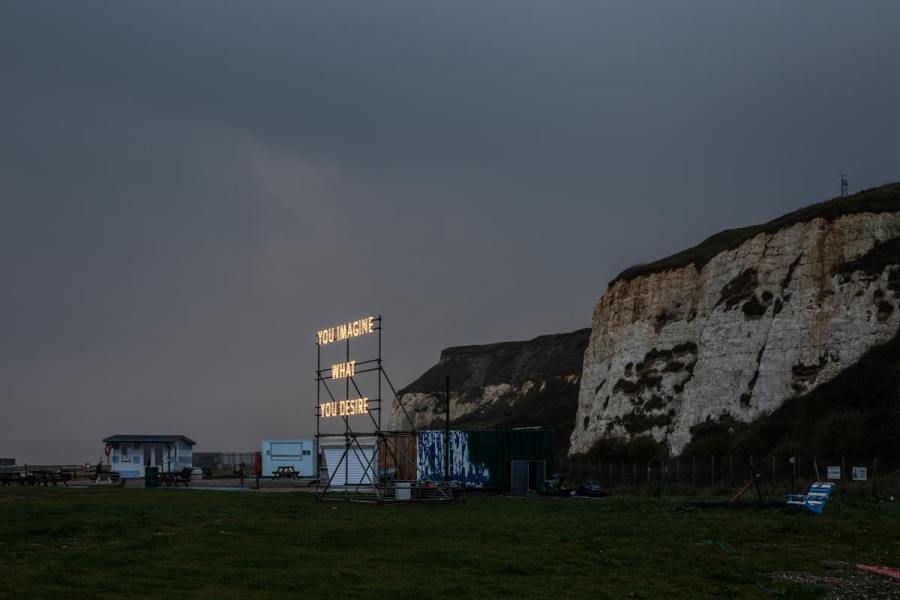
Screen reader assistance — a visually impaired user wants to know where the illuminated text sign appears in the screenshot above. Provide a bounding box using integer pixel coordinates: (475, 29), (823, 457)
(317, 316), (375, 346)
(331, 361), (357, 379)
(321, 397), (369, 418)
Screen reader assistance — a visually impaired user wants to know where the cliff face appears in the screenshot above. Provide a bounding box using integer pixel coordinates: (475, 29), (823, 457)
(572, 183), (900, 456)
(389, 329), (590, 453)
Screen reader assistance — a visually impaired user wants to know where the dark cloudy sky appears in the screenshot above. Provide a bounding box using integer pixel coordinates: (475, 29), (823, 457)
(3, 2), (899, 463)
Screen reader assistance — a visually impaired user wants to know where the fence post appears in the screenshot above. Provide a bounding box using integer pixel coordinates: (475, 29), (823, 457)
(728, 455), (733, 485)
(676, 459), (680, 483)
(646, 462), (651, 484)
(711, 455), (715, 487)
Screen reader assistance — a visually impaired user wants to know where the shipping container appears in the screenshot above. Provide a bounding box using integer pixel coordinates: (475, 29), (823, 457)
(261, 439), (316, 478)
(417, 429), (554, 492)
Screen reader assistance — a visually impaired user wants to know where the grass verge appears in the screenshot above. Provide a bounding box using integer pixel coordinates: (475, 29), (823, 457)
(2, 488), (899, 598)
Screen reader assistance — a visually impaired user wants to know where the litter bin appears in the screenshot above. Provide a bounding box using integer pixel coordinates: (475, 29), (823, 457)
(145, 467), (160, 488)
(396, 481), (411, 501)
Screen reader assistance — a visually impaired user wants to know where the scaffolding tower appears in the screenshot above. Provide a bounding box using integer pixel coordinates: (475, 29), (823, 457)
(314, 315), (461, 503)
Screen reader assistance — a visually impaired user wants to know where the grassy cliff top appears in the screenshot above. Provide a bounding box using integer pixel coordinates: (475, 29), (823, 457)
(613, 181), (900, 284)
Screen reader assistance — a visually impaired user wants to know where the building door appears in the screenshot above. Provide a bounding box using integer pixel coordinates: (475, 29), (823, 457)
(155, 445), (165, 471)
(511, 460), (529, 495)
(529, 461), (546, 491)
(511, 461), (546, 495)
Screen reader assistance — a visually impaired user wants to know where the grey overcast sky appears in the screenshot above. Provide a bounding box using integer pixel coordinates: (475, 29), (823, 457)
(2, 2), (899, 463)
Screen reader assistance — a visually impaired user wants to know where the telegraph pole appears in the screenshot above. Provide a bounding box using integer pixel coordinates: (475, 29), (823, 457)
(444, 376), (451, 482)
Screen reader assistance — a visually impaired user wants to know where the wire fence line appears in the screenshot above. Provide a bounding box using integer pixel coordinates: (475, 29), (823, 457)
(557, 455), (890, 489)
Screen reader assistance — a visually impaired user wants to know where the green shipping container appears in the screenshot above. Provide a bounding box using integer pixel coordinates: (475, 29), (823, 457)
(418, 429), (554, 491)
(469, 429), (554, 491)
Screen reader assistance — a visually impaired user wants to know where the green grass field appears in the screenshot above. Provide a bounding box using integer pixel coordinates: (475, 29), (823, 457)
(1, 488), (899, 599)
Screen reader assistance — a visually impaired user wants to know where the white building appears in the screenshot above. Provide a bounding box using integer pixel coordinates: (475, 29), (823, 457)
(102, 435), (196, 479)
(261, 439), (316, 478)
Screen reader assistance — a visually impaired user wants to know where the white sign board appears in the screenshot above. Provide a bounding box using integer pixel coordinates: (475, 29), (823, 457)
(852, 466), (868, 481)
(827, 466), (841, 480)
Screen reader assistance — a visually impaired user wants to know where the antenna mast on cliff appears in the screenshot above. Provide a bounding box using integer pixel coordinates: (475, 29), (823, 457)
(840, 174), (848, 198)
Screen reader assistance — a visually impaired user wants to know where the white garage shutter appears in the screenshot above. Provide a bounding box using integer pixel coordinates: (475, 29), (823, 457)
(323, 446), (377, 487)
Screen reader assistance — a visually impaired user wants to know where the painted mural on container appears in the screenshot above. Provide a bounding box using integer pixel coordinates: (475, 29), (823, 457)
(417, 430), (490, 487)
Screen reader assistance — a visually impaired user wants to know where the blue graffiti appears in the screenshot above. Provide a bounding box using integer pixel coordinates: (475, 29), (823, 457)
(416, 431), (490, 488)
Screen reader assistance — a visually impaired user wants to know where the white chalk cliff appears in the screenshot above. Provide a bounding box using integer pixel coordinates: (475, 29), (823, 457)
(572, 185), (900, 456)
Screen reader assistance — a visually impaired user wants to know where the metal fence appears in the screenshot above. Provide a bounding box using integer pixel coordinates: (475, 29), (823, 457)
(558, 455), (891, 490)
(193, 452), (256, 472)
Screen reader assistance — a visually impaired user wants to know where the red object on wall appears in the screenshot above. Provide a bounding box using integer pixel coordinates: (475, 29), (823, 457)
(254, 451), (262, 477)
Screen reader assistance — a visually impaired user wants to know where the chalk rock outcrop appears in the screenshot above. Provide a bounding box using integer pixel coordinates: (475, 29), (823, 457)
(572, 183), (900, 456)
(389, 330), (590, 452)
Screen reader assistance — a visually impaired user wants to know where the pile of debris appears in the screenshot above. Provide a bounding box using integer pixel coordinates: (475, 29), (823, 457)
(771, 561), (900, 600)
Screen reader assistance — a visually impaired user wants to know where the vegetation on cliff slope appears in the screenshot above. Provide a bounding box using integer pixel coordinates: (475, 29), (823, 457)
(614, 181), (900, 284)
(681, 326), (900, 466)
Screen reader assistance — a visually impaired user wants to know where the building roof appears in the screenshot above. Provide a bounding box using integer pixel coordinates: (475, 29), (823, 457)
(102, 435), (196, 445)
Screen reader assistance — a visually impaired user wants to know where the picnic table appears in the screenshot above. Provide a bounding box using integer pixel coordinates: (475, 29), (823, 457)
(272, 466), (299, 480)
(28, 470), (71, 487)
(1, 470), (74, 486)
(0, 472), (26, 486)
(160, 469), (192, 487)
(93, 472), (122, 486)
